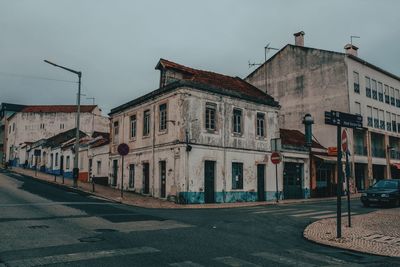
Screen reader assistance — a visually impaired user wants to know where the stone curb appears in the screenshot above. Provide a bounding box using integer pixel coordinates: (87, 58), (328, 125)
(6, 168), (360, 209)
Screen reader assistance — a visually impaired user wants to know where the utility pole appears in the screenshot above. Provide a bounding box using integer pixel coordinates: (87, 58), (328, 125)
(44, 60), (82, 188)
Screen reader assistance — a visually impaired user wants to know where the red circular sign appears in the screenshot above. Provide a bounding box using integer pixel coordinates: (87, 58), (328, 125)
(117, 143), (130, 156)
(341, 130), (348, 152)
(271, 152), (282, 164)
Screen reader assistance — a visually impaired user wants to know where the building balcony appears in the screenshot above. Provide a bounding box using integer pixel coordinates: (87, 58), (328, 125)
(367, 117), (373, 127)
(354, 83), (360, 93)
(354, 145), (368, 156)
(374, 119), (379, 129)
(390, 150), (400, 160)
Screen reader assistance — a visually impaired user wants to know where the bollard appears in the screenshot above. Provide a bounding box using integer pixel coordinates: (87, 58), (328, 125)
(62, 176), (64, 184)
(92, 182), (95, 192)
(54, 174), (56, 182)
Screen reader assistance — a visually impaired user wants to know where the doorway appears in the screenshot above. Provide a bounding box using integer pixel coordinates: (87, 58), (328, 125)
(143, 162), (150, 194)
(204, 161), (215, 203)
(257, 164), (266, 201)
(112, 160), (118, 186)
(60, 156), (64, 176)
(283, 162), (304, 199)
(160, 161), (166, 198)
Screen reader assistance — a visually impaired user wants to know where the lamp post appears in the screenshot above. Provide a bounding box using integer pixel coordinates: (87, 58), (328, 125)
(303, 114), (314, 198)
(44, 60), (81, 188)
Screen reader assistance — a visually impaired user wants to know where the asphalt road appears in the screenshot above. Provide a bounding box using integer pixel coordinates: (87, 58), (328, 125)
(0, 168), (399, 267)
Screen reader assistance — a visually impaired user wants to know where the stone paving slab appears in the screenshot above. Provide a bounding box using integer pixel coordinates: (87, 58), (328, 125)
(304, 208), (400, 257)
(7, 167), (360, 209)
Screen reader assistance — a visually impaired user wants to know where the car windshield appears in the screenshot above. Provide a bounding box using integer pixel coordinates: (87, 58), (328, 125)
(372, 180), (399, 189)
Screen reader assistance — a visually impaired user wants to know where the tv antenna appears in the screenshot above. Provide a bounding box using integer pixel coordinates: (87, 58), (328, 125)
(248, 42), (279, 68)
(350, 35), (360, 45)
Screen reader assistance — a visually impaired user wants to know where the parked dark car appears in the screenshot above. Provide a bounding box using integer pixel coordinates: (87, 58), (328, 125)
(361, 179), (400, 207)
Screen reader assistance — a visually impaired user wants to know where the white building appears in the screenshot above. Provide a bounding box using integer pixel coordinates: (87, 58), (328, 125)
(6, 105), (109, 166)
(246, 31), (400, 195)
(109, 59), (285, 204)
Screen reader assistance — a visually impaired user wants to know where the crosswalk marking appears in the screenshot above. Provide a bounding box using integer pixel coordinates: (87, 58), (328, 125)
(291, 211), (334, 217)
(311, 212), (357, 219)
(288, 249), (345, 265)
(169, 261), (204, 267)
(214, 256), (261, 266)
(5, 247), (160, 267)
(252, 251), (315, 267)
(252, 208), (297, 214)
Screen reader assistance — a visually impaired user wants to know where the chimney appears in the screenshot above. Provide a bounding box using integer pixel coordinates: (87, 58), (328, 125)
(344, 43), (358, 57)
(293, 31), (305, 46)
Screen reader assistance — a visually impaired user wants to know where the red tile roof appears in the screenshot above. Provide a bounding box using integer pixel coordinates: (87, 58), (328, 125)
(280, 128), (325, 150)
(156, 59), (278, 105)
(21, 105), (97, 113)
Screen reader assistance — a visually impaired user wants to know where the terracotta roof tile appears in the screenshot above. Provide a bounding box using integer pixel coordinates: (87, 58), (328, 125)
(21, 105), (97, 113)
(280, 128), (325, 150)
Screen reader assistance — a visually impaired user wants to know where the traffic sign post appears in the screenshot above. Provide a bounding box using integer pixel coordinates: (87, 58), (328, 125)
(117, 143), (130, 198)
(341, 129), (352, 228)
(325, 111), (362, 238)
(271, 152), (282, 203)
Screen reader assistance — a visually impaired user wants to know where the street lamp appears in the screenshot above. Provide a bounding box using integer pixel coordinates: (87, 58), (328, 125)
(44, 60), (81, 188)
(303, 114), (314, 199)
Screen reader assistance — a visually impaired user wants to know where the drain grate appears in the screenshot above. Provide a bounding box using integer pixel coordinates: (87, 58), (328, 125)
(78, 236), (104, 243)
(28, 225), (49, 229)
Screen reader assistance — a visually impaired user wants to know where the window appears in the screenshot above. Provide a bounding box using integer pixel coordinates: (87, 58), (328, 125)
(60, 123), (64, 130)
(232, 162), (243, 189)
(66, 156), (70, 170)
(390, 87), (395, 106)
(256, 113), (265, 137)
(80, 156), (84, 169)
(130, 115), (137, 138)
(39, 123), (45, 130)
(205, 102), (217, 131)
(12, 123), (15, 132)
(387, 112), (392, 131)
(367, 106), (372, 127)
(392, 113), (397, 132)
(384, 85), (390, 104)
(129, 164), (135, 188)
(397, 115), (400, 133)
(55, 153), (58, 166)
(9, 125), (11, 133)
(143, 110), (150, 136)
(97, 161), (101, 175)
(354, 102), (361, 115)
(50, 153), (53, 168)
(353, 72), (360, 93)
(365, 77), (371, 98)
(113, 121), (119, 143)
(379, 110), (385, 129)
(396, 89), (400, 107)
(233, 108), (242, 134)
(159, 104), (167, 131)
(373, 108), (379, 128)
(371, 79), (377, 100)
(378, 82), (383, 102)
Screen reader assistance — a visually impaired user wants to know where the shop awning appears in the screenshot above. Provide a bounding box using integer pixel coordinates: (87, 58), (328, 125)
(314, 155), (345, 163)
(391, 163), (400, 170)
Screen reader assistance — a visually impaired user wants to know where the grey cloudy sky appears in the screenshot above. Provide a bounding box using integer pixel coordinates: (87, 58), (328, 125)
(1, 0), (399, 114)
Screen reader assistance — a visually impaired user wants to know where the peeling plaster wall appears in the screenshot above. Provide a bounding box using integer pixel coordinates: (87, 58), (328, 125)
(246, 46), (349, 148)
(110, 86), (283, 203)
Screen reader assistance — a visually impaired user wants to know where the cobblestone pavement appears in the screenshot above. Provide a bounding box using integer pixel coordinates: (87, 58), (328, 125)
(9, 167), (360, 209)
(304, 207), (400, 257)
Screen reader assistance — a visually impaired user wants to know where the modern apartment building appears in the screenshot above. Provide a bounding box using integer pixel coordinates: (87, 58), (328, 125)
(246, 31), (400, 194)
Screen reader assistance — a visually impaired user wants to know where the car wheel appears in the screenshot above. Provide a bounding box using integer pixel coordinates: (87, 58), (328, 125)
(362, 201), (370, 207)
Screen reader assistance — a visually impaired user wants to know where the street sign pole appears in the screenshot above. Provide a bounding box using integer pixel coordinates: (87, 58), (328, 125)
(275, 164), (279, 203)
(271, 151), (282, 203)
(346, 150), (351, 227)
(121, 155), (124, 198)
(336, 125), (342, 238)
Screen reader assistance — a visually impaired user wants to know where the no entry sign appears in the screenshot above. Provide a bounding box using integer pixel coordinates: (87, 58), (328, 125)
(271, 152), (282, 164)
(341, 130), (348, 152)
(117, 143), (130, 156)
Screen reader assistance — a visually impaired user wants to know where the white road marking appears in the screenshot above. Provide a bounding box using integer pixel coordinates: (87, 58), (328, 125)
(214, 256), (261, 266)
(252, 251), (314, 267)
(311, 212), (357, 219)
(252, 208), (297, 214)
(288, 249), (346, 265)
(170, 261), (205, 267)
(5, 246), (159, 267)
(291, 211), (334, 217)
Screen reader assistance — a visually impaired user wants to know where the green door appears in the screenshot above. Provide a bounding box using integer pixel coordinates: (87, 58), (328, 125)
(283, 162), (303, 199)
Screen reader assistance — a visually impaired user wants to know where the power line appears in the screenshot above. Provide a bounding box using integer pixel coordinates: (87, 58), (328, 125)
(0, 71), (78, 83)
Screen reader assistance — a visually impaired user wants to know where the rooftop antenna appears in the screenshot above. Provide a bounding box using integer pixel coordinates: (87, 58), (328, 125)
(350, 35), (360, 45)
(248, 42), (279, 68)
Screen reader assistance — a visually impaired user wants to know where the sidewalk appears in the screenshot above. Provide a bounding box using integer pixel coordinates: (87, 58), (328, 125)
(8, 167), (360, 209)
(304, 208), (400, 257)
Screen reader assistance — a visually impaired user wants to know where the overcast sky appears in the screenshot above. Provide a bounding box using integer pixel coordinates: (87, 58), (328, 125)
(1, 0), (399, 115)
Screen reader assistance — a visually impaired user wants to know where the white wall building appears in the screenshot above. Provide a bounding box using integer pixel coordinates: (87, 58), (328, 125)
(109, 59), (286, 204)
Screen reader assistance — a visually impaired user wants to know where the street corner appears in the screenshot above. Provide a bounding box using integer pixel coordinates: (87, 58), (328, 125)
(303, 208), (400, 258)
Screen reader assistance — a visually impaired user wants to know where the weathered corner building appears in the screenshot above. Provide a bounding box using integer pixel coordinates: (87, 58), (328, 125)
(246, 31), (400, 196)
(109, 59), (282, 204)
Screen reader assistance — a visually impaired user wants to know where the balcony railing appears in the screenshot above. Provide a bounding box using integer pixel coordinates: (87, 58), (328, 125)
(379, 93), (383, 102)
(385, 95), (390, 104)
(391, 97), (396, 106)
(371, 147), (386, 158)
(367, 117), (373, 127)
(397, 99), (400, 108)
(354, 83), (360, 93)
(387, 122), (392, 131)
(390, 150), (400, 160)
(380, 120), (385, 129)
(354, 145), (368, 156)
(372, 90), (377, 100)
(374, 119), (379, 128)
